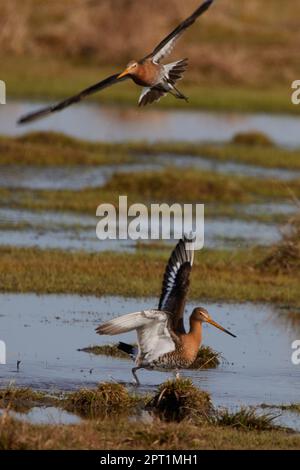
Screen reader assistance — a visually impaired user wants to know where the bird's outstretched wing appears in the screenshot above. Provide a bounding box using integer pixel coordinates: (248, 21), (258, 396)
(143, 0), (214, 64)
(18, 73), (128, 125)
(138, 87), (167, 106)
(158, 236), (195, 334)
(96, 310), (176, 364)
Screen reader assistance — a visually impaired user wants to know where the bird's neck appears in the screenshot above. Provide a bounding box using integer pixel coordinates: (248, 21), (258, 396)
(188, 318), (203, 348)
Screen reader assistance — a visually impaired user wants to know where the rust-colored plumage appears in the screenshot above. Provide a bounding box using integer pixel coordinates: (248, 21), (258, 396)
(96, 236), (236, 385)
(18, 1), (214, 124)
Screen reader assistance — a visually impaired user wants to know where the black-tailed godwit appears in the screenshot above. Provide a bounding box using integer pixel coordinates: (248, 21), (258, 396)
(18, 0), (214, 124)
(96, 236), (236, 385)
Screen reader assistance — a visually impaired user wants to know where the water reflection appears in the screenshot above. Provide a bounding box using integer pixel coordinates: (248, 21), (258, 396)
(2, 102), (300, 147)
(0, 406), (81, 425)
(271, 306), (300, 335)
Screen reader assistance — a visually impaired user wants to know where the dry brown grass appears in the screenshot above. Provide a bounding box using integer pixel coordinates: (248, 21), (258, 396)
(64, 382), (140, 418)
(1, 411), (299, 450)
(0, 387), (48, 413)
(1, 0), (299, 86)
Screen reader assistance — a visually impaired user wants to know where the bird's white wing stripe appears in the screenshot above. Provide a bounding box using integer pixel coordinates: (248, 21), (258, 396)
(153, 38), (178, 63)
(159, 236), (195, 311)
(138, 88), (151, 105)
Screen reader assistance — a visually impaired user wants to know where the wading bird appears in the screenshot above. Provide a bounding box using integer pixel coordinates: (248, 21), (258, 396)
(96, 236), (236, 385)
(18, 0), (214, 124)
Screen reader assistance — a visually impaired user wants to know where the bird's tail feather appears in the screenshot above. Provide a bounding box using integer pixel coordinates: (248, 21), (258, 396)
(117, 342), (138, 359)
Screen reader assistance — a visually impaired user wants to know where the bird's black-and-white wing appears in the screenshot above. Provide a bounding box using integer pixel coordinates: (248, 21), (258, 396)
(138, 87), (167, 106)
(96, 310), (175, 363)
(18, 74), (129, 125)
(158, 236), (195, 333)
(143, 0), (214, 64)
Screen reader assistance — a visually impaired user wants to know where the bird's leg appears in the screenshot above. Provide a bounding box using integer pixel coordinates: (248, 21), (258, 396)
(132, 367), (142, 387)
(170, 85), (189, 103)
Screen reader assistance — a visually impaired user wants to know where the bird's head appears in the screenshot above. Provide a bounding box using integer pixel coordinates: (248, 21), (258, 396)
(118, 60), (139, 79)
(192, 307), (236, 338)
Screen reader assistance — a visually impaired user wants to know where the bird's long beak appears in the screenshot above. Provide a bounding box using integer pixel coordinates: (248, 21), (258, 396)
(207, 318), (236, 338)
(117, 68), (131, 79)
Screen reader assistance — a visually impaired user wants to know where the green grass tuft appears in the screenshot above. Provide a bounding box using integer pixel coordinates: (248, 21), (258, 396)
(190, 346), (221, 370)
(64, 382), (139, 418)
(147, 378), (212, 422)
(212, 407), (280, 431)
(78, 344), (130, 360)
(261, 403), (300, 414)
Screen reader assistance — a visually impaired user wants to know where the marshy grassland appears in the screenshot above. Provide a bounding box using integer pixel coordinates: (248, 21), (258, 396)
(1, 0), (300, 114)
(0, 131), (299, 306)
(1, 169), (299, 214)
(1, 1), (300, 450)
(1, 134), (300, 214)
(0, 245), (299, 307)
(3, 131), (300, 169)
(1, 380), (300, 450)
(0, 148), (299, 449)
(3, 414), (300, 450)
(0, 133), (135, 166)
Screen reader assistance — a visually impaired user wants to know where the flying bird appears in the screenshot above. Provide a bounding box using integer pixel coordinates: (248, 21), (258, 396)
(96, 236), (236, 385)
(18, 0), (214, 125)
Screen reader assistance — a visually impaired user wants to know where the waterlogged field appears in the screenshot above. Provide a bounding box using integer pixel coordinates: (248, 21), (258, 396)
(0, 107), (300, 449)
(1, 0), (300, 449)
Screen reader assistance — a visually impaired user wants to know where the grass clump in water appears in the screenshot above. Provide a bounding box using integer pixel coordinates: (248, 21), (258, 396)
(261, 403), (300, 414)
(232, 131), (274, 147)
(189, 346), (220, 370)
(0, 132), (134, 166)
(79, 343), (220, 369)
(212, 407), (280, 432)
(78, 344), (130, 360)
(147, 378), (212, 422)
(0, 387), (49, 413)
(64, 382), (139, 418)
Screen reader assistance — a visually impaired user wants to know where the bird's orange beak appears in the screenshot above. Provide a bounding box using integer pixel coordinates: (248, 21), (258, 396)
(117, 68), (131, 79)
(206, 318), (236, 338)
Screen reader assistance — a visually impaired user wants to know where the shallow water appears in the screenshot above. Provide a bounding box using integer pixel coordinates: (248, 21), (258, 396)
(241, 202), (298, 217)
(3, 102), (300, 147)
(0, 406), (81, 425)
(0, 163), (161, 191)
(156, 154), (300, 182)
(1, 294), (300, 427)
(0, 207), (281, 251)
(0, 154), (299, 192)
